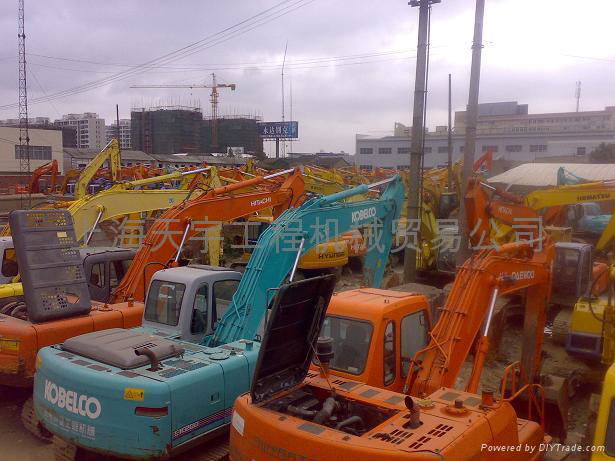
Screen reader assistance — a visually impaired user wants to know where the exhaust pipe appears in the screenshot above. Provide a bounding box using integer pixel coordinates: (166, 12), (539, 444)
(135, 348), (160, 371)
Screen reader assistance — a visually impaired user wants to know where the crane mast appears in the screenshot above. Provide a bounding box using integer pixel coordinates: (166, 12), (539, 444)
(131, 72), (236, 152)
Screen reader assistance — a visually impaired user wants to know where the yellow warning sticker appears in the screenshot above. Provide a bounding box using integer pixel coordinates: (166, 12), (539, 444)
(123, 388), (145, 401)
(56, 231), (67, 238)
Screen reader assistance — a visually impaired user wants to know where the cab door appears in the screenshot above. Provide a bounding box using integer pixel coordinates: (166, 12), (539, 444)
(210, 278), (241, 332)
(85, 260), (108, 302)
(184, 283), (210, 343)
(396, 309), (430, 393)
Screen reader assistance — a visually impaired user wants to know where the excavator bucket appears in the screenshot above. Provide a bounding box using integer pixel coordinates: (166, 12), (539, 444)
(541, 374), (569, 442)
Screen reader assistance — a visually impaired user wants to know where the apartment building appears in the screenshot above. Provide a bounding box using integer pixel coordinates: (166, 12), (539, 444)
(106, 119), (131, 149)
(55, 113), (106, 149)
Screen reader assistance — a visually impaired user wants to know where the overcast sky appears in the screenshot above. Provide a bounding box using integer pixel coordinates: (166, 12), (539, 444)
(0, 0), (613, 156)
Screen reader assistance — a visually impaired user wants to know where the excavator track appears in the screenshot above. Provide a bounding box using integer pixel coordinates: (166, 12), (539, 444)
(551, 308), (572, 346)
(185, 435), (229, 461)
(21, 396), (53, 442)
(51, 435), (229, 461)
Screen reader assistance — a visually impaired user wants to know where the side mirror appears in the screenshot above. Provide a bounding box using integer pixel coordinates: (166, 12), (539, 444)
(190, 310), (206, 334)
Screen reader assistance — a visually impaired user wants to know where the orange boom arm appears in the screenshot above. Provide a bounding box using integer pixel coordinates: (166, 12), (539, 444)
(405, 239), (553, 397)
(111, 169), (305, 303)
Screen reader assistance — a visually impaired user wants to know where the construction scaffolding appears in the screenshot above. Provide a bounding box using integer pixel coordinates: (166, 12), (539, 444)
(131, 106), (202, 154)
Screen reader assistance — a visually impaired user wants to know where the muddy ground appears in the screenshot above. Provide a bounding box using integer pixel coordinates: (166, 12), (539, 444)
(0, 268), (601, 461)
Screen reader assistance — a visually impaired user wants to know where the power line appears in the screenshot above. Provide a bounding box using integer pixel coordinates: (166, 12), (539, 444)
(28, 67), (62, 119)
(28, 50), (418, 74)
(0, 0), (315, 110)
(27, 48), (416, 70)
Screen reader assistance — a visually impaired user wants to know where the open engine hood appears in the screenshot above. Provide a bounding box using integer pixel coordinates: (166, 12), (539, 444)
(250, 275), (336, 404)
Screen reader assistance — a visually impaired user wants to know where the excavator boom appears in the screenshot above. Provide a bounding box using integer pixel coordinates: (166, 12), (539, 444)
(406, 239), (553, 397)
(28, 160), (59, 194)
(209, 175), (405, 346)
(75, 139), (121, 199)
(110, 169), (305, 303)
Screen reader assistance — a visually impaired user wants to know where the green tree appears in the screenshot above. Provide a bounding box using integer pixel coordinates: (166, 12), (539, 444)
(590, 143), (615, 163)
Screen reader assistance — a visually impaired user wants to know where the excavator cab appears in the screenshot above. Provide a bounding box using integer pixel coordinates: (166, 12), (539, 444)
(552, 242), (594, 304)
(438, 190), (458, 218)
(435, 226), (459, 274)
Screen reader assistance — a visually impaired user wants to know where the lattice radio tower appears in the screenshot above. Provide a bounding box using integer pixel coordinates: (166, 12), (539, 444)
(18, 0), (31, 207)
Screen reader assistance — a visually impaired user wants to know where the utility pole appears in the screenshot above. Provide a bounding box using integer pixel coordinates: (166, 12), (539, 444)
(447, 73), (453, 190)
(403, 0), (440, 283)
(116, 104), (121, 154)
(457, 0), (485, 265)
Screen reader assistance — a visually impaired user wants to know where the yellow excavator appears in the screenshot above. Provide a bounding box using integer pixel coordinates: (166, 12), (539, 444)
(74, 139), (121, 199)
(590, 360), (615, 459)
(0, 167), (225, 301)
(570, 264), (615, 459)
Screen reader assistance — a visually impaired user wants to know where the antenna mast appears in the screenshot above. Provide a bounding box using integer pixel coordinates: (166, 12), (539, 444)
(18, 0), (31, 207)
(575, 81), (581, 112)
(281, 41), (288, 157)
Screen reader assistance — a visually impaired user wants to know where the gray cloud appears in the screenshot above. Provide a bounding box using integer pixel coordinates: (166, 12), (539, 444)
(0, 0), (613, 155)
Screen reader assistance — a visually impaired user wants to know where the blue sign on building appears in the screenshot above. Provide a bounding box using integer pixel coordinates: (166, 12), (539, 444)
(256, 121), (298, 139)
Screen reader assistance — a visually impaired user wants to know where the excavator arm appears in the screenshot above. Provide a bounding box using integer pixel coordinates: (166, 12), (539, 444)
(110, 169), (306, 303)
(209, 175), (405, 347)
(405, 239), (553, 397)
(28, 160), (59, 194)
(526, 181), (615, 250)
(465, 178), (541, 246)
(75, 139), (121, 199)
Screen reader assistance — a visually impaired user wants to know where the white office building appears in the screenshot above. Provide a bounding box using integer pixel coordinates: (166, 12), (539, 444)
(355, 102), (615, 170)
(55, 113), (106, 150)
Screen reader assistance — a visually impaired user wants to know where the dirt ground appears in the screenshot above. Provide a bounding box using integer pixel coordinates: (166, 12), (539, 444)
(0, 386), (51, 461)
(0, 268), (601, 461)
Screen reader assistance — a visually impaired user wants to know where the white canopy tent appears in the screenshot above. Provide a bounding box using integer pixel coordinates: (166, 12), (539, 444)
(487, 163), (615, 188)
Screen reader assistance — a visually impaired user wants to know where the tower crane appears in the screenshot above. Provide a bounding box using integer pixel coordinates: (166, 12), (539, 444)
(131, 73), (236, 152)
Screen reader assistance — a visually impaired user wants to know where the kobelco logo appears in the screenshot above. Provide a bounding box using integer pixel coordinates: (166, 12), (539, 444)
(251, 197), (272, 207)
(44, 379), (101, 420)
(497, 206), (513, 215)
(500, 271), (535, 281)
(352, 207), (377, 223)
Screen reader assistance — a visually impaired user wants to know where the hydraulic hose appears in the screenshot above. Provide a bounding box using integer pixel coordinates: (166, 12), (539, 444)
(335, 415), (365, 432)
(287, 406), (316, 419)
(313, 397), (338, 424)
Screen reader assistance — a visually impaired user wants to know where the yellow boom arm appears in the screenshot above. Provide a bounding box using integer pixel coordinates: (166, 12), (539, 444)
(75, 139), (121, 199)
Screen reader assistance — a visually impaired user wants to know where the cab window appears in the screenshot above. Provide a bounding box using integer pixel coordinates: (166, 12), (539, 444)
(110, 259), (132, 290)
(89, 262), (105, 288)
(321, 316), (372, 375)
(191, 284), (208, 334)
(401, 310), (429, 377)
(1, 248), (18, 278)
(384, 321), (395, 386)
(212, 279), (240, 328)
(144, 281), (186, 326)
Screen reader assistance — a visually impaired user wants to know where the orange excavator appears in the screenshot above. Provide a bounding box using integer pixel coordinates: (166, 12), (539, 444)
(230, 237), (563, 460)
(28, 160), (59, 194)
(110, 168), (305, 303)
